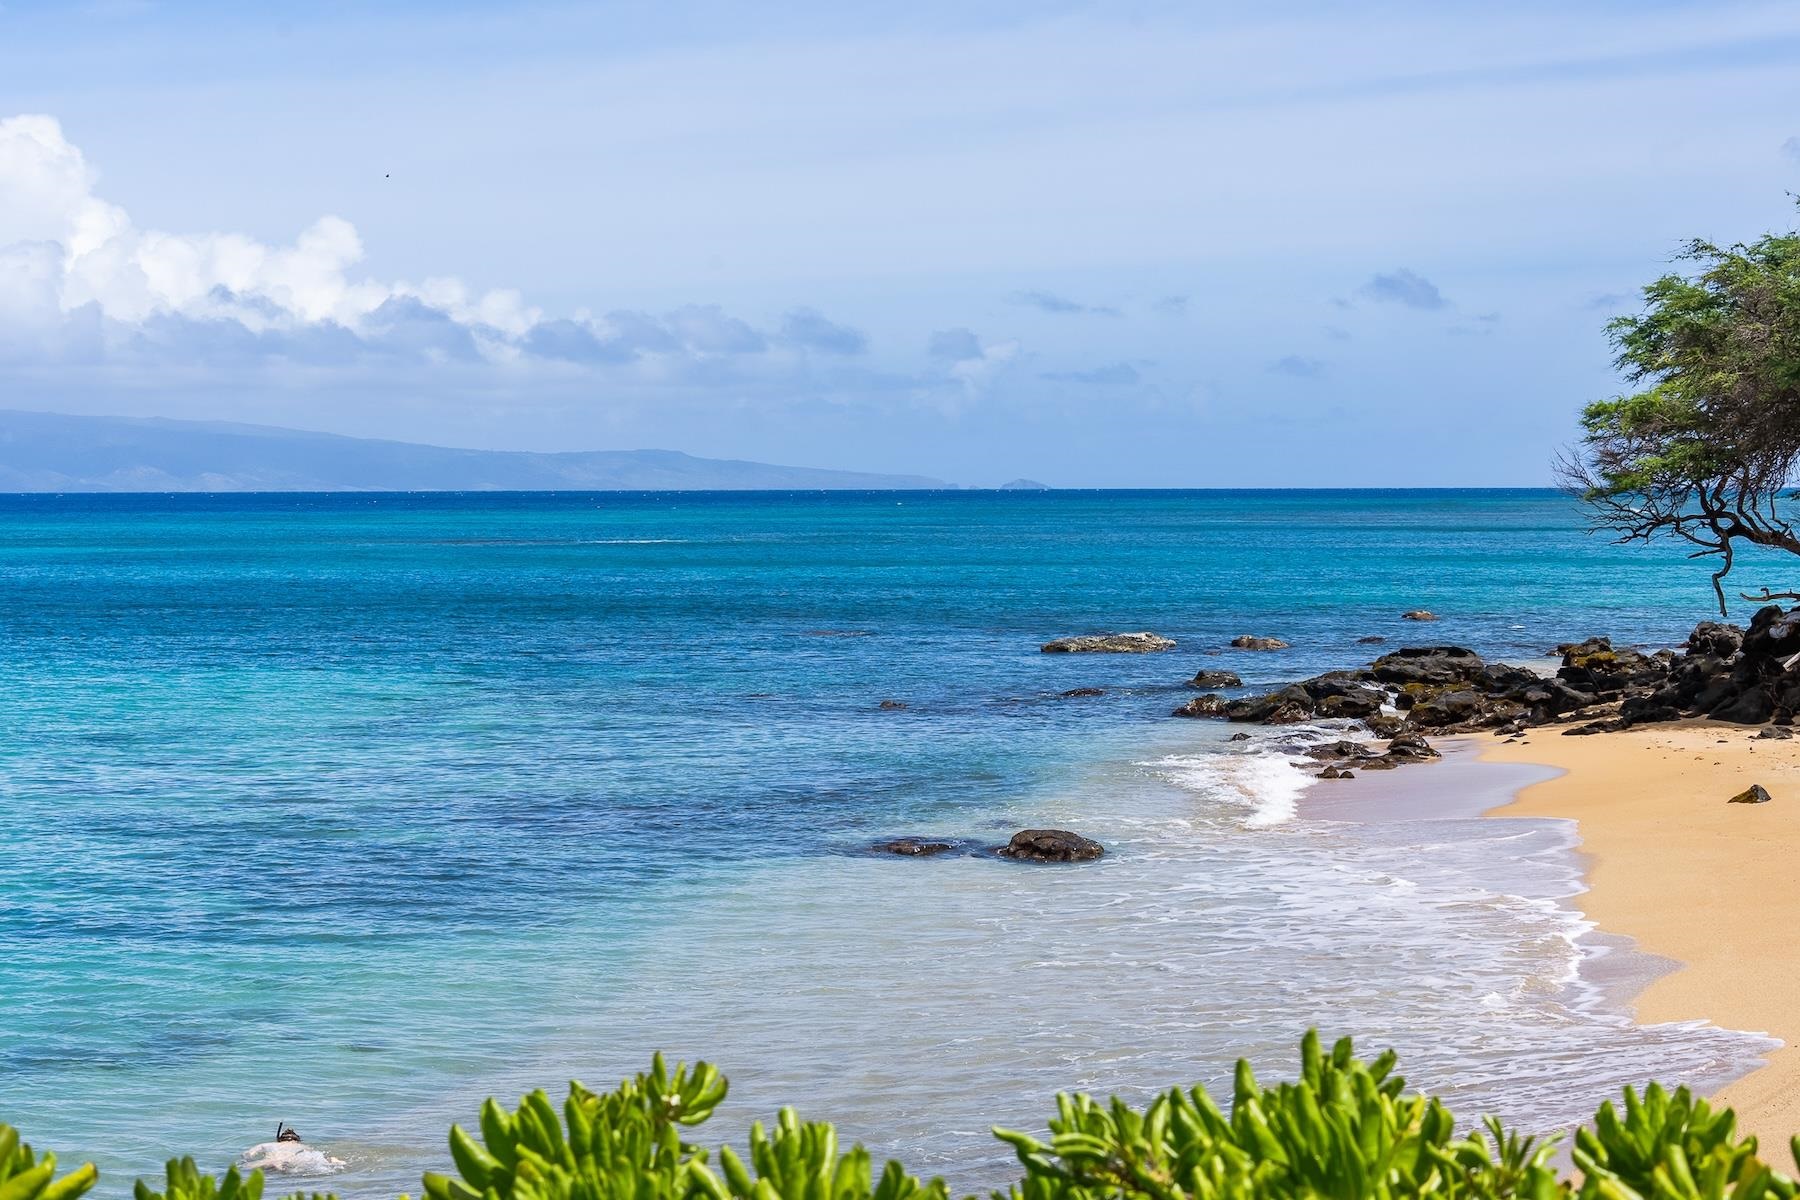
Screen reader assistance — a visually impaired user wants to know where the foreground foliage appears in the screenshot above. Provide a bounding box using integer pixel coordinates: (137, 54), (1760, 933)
(9, 1033), (1800, 1200)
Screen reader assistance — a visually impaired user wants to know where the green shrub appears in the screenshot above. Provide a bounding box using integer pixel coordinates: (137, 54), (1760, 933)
(6, 1034), (1798, 1200)
(132, 1158), (261, 1200)
(0, 1121), (98, 1200)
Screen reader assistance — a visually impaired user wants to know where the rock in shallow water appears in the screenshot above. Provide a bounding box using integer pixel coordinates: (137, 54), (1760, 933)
(1230, 635), (1290, 651)
(873, 837), (957, 856)
(1401, 610), (1439, 621)
(1188, 669), (1243, 689)
(1041, 631), (1175, 653)
(1172, 694), (1228, 718)
(994, 828), (1104, 862)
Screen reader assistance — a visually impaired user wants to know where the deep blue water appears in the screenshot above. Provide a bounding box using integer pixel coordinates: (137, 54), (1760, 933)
(0, 490), (1772, 1197)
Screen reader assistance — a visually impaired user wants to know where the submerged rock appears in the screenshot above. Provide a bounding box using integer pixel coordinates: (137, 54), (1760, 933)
(1230, 635), (1290, 651)
(877, 699), (908, 710)
(874, 837), (957, 856)
(1728, 784), (1773, 805)
(1401, 610), (1439, 621)
(994, 829), (1104, 862)
(1060, 686), (1106, 698)
(1188, 669), (1244, 689)
(1356, 635), (1387, 644)
(1042, 632), (1175, 653)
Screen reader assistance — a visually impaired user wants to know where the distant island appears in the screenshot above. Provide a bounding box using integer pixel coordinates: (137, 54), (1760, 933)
(0, 410), (951, 492)
(999, 478), (1051, 490)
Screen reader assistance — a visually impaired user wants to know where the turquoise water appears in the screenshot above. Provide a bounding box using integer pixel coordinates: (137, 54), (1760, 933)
(0, 490), (1772, 1196)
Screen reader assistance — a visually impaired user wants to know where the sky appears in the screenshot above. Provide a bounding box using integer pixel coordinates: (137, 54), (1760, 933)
(1, 1), (1798, 487)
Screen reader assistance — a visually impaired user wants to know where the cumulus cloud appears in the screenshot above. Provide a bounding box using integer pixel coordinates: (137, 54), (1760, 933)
(779, 307), (867, 354)
(0, 114), (874, 385)
(1008, 289), (1119, 317)
(1357, 268), (1449, 310)
(1040, 362), (1140, 385)
(1268, 355), (1325, 378)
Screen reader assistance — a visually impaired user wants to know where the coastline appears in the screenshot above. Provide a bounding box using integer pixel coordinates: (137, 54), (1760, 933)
(1479, 722), (1800, 1148)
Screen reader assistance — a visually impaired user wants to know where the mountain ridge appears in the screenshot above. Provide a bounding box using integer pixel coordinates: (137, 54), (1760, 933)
(0, 410), (951, 492)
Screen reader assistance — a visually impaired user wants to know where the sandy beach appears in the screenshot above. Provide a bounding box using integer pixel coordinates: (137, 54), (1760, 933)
(1483, 724), (1800, 1148)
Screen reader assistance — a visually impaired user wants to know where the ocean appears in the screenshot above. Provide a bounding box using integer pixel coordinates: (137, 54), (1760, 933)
(0, 489), (1771, 1197)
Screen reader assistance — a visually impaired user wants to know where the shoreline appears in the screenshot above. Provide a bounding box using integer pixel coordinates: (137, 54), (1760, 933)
(1478, 722), (1800, 1148)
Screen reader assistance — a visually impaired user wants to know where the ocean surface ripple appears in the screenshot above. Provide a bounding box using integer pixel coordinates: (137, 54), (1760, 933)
(0, 490), (1770, 1197)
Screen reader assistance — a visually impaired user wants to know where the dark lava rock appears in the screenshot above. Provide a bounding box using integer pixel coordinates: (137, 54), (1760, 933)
(1758, 727), (1794, 740)
(1564, 719), (1628, 736)
(1303, 739), (1377, 761)
(1385, 732), (1440, 760)
(1401, 610), (1439, 621)
(1226, 685), (1315, 724)
(878, 699), (908, 710)
(1042, 632), (1176, 653)
(1228, 732), (1252, 741)
(1356, 757), (1399, 770)
(995, 829), (1104, 862)
(1557, 637), (1670, 698)
(1728, 784), (1773, 805)
(1189, 669), (1244, 689)
(1407, 689), (1487, 729)
(1619, 695), (1681, 725)
(1318, 766), (1349, 780)
(1230, 635), (1291, 651)
(874, 838), (956, 856)
(1173, 694), (1229, 719)
(1714, 690), (1775, 725)
(1363, 713), (1404, 738)
(1370, 646), (1487, 687)
(1317, 692), (1384, 719)
(1687, 620), (1746, 659)
(1061, 687), (1106, 698)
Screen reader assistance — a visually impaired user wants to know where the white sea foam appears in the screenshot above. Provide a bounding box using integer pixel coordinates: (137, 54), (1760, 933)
(1142, 746), (1314, 826)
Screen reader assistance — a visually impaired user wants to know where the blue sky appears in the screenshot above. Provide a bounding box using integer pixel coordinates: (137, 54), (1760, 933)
(1, 1), (1798, 486)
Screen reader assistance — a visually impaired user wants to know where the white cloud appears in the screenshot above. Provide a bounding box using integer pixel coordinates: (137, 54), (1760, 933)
(0, 114), (888, 383)
(0, 115), (540, 346)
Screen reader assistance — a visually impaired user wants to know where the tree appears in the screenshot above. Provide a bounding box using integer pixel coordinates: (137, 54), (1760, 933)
(1560, 218), (1800, 615)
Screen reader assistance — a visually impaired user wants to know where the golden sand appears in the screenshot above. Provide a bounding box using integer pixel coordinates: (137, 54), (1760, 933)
(1482, 723), (1800, 1146)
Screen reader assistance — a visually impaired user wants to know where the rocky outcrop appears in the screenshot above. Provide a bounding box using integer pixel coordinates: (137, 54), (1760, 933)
(1042, 632), (1175, 653)
(995, 829), (1104, 862)
(1188, 669), (1243, 689)
(1728, 784), (1773, 805)
(1173, 694), (1229, 718)
(1230, 635), (1290, 651)
(1191, 605), (1800, 740)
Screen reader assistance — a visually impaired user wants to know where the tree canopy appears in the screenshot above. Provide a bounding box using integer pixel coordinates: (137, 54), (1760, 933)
(1561, 218), (1800, 614)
